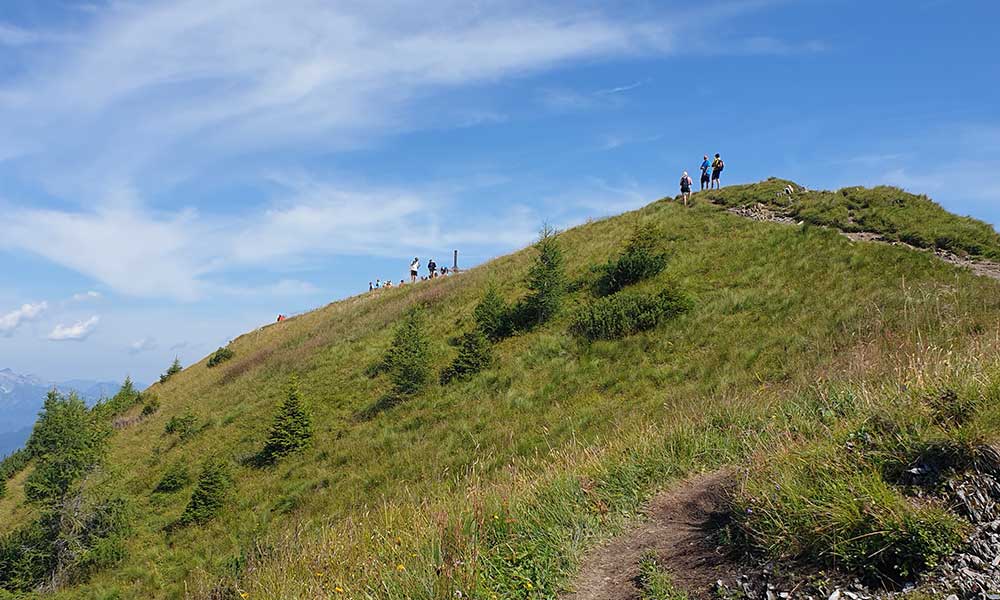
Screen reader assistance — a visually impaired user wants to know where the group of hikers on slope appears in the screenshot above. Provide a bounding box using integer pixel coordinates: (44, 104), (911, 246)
(369, 256), (451, 292)
(679, 153), (725, 207)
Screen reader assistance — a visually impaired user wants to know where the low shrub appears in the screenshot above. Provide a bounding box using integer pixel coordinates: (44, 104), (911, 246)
(154, 462), (190, 493)
(179, 458), (232, 525)
(596, 225), (668, 296)
(440, 330), (493, 384)
(572, 286), (692, 341)
(207, 347), (235, 368)
(164, 411), (198, 440)
(141, 394), (161, 417)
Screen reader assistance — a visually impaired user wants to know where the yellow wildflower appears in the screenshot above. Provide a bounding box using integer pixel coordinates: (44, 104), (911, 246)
(396, 563), (406, 571)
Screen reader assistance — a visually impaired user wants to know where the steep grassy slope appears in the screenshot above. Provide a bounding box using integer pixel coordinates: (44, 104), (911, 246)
(2, 181), (1000, 599)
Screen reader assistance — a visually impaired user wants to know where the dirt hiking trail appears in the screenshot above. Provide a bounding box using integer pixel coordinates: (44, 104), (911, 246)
(561, 470), (734, 600)
(720, 200), (1000, 282)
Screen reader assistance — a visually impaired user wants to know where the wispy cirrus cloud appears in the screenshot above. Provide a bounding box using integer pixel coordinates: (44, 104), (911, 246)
(0, 1), (677, 198)
(49, 316), (100, 342)
(0, 301), (48, 336)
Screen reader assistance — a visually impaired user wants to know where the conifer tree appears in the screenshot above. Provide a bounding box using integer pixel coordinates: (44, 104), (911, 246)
(179, 458), (231, 525)
(523, 224), (566, 326)
(474, 284), (512, 341)
(260, 379), (313, 462)
(388, 310), (431, 397)
(440, 330), (493, 384)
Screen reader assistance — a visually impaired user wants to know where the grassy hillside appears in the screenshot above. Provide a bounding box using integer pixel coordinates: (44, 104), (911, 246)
(2, 180), (1000, 599)
(704, 178), (1000, 259)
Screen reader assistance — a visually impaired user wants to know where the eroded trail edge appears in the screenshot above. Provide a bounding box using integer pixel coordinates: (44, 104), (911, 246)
(723, 201), (1000, 282)
(561, 470), (734, 600)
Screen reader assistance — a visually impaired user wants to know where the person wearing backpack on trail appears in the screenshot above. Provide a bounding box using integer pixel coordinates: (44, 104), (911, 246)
(410, 257), (420, 283)
(428, 258), (437, 279)
(679, 171), (694, 207)
(711, 153), (724, 189)
(700, 155), (711, 191)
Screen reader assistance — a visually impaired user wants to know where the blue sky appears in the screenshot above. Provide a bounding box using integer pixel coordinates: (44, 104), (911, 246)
(1, 0), (998, 383)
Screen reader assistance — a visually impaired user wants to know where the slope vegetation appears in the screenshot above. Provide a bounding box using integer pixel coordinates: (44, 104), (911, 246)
(1, 180), (999, 599)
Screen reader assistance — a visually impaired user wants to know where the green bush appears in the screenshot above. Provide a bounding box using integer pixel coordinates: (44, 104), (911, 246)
(596, 225), (668, 295)
(259, 380), (313, 463)
(159, 358), (183, 384)
(0, 518), (55, 592)
(93, 377), (142, 419)
(141, 394), (161, 417)
(179, 458), (232, 525)
(572, 286), (692, 341)
(474, 285), (514, 341)
(521, 225), (566, 327)
(207, 347), (235, 368)
(164, 411), (198, 440)
(440, 330), (493, 384)
(0, 474), (131, 592)
(154, 461), (191, 493)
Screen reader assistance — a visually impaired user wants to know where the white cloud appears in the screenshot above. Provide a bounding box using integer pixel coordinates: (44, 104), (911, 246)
(72, 290), (102, 302)
(2, 206), (204, 300)
(0, 1), (676, 198)
(128, 337), (157, 354)
(48, 316), (100, 341)
(0, 301), (48, 336)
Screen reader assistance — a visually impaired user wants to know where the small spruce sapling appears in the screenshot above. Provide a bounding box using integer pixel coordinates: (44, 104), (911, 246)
(260, 378), (313, 462)
(522, 224), (566, 327)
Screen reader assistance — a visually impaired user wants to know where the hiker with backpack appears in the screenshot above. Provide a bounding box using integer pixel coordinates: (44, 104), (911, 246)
(700, 155), (711, 191)
(428, 258), (437, 279)
(410, 257), (420, 283)
(711, 153), (725, 189)
(679, 171), (694, 207)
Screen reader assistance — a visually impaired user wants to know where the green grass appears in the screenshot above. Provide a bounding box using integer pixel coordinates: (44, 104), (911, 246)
(731, 372), (1000, 583)
(637, 552), (688, 600)
(703, 178), (1000, 259)
(1, 180), (999, 599)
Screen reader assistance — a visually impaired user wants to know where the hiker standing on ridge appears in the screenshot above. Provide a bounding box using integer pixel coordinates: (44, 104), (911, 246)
(700, 155), (711, 190)
(679, 171), (694, 207)
(711, 153), (725, 189)
(410, 257), (420, 283)
(428, 258), (437, 279)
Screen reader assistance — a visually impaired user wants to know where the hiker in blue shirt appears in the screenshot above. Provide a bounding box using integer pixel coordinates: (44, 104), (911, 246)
(700, 155), (711, 190)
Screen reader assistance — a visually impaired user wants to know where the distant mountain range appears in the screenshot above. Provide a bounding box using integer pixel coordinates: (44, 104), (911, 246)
(0, 368), (145, 457)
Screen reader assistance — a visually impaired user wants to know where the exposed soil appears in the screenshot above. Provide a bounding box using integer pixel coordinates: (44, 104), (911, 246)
(561, 470), (736, 600)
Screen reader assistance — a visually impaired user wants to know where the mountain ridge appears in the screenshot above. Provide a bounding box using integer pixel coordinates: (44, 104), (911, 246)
(2, 180), (1000, 599)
